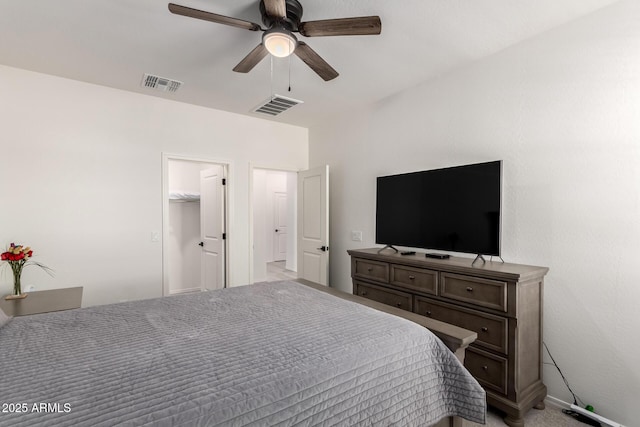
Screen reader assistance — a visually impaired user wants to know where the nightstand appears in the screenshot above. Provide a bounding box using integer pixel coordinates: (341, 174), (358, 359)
(1, 287), (83, 316)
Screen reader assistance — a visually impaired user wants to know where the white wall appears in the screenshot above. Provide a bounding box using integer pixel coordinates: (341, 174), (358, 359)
(309, 1), (640, 424)
(168, 159), (212, 194)
(0, 64), (308, 308)
(252, 169), (269, 282)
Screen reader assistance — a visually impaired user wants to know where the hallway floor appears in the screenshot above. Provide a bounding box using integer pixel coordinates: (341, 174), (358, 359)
(266, 261), (297, 282)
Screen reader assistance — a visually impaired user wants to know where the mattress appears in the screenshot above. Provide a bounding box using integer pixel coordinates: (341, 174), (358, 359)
(0, 281), (485, 426)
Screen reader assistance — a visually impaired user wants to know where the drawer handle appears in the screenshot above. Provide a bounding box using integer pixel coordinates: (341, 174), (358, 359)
(396, 302), (402, 307)
(425, 311), (432, 317)
(466, 287), (474, 292)
(408, 275), (416, 280)
(367, 267), (373, 272)
(481, 327), (489, 332)
(482, 365), (489, 371)
(360, 291), (367, 296)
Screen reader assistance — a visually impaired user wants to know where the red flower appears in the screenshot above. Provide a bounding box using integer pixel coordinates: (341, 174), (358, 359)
(16, 253), (25, 261)
(0, 252), (7, 261)
(27, 250), (33, 257)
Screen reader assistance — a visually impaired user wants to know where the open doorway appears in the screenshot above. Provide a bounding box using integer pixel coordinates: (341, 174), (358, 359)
(162, 155), (227, 295)
(252, 168), (298, 283)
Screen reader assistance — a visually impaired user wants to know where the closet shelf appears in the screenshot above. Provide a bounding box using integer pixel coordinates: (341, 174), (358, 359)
(169, 191), (200, 202)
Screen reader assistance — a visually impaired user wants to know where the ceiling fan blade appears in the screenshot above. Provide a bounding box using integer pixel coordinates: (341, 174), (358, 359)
(298, 16), (381, 37)
(168, 3), (261, 31)
(233, 44), (269, 73)
(294, 42), (338, 81)
(262, 0), (287, 19)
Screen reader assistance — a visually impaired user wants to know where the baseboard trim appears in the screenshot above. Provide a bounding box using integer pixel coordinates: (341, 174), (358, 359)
(545, 395), (571, 410)
(545, 396), (624, 427)
(169, 287), (202, 295)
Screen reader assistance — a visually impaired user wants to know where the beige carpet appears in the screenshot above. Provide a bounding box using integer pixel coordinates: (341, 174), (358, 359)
(465, 404), (587, 426)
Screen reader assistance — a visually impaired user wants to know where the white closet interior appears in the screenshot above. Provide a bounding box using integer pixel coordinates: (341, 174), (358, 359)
(167, 160), (208, 294)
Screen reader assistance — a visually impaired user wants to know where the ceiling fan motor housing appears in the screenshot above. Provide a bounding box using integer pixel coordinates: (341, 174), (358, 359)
(260, 0), (303, 31)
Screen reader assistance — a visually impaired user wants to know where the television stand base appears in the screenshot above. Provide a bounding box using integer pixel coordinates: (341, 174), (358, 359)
(472, 254), (486, 265)
(377, 245), (399, 254)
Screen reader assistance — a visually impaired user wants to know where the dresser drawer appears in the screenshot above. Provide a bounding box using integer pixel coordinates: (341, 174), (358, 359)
(465, 347), (508, 395)
(440, 273), (508, 312)
(391, 265), (437, 295)
(355, 281), (412, 312)
(353, 258), (389, 283)
(414, 297), (508, 354)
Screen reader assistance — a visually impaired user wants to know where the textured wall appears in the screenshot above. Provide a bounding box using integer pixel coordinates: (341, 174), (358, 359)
(309, 1), (640, 424)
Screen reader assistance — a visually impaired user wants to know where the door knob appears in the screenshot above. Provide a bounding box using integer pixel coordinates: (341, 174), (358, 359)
(198, 242), (204, 247)
(317, 246), (328, 252)
(275, 229), (279, 232)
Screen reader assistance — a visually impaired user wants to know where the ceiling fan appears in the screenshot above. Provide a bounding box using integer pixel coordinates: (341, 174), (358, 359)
(168, 0), (382, 81)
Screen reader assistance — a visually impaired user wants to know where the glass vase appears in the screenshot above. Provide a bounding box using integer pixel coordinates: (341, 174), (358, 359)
(5, 262), (27, 300)
(13, 269), (22, 296)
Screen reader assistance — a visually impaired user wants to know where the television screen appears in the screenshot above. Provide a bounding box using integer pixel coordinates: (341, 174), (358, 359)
(376, 161), (502, 256)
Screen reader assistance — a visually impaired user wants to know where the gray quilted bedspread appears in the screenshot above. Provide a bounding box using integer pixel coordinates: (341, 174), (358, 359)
(0, 281), (485, 426)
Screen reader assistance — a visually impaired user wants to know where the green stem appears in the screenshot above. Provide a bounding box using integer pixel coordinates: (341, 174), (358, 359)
(10, 261), (25, 296)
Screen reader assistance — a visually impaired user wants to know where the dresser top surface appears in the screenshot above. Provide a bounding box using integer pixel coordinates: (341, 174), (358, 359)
(348, 248), (548, 281)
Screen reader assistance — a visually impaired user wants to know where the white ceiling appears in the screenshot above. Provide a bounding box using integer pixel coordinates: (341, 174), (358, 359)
(0, 0), (620, 127)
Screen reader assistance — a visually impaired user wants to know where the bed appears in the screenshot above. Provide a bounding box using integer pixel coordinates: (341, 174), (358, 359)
(0, 280), (485, 427)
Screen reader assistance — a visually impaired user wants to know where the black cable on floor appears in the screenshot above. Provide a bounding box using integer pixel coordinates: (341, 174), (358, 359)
(543, 341), (586, 407)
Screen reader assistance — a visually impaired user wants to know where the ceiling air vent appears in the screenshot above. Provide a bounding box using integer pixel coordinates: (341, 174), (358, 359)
(141, 73), (183, 93)
(253, 95), (303, 116)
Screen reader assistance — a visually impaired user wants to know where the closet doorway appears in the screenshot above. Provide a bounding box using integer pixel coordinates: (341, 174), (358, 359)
(162, 155), (228, 296)
(251, 168), (298, 283)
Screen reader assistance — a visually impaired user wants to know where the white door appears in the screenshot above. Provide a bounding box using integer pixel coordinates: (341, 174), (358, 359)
(200, 166), (225, 291)
(273, 192), (287, 261)
(297, 165), (329, 285)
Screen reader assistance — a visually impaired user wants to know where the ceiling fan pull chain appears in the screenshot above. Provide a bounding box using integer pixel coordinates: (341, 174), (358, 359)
(288, 53), (292, 92)
(270, 55), (274, 99)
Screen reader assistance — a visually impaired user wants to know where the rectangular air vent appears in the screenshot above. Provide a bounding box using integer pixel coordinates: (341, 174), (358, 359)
(141, 73), (183, 93)
(253, 95), (303, 116)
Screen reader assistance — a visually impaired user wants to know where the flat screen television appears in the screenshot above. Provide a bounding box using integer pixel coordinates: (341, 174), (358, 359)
(376, 160), (502, 256)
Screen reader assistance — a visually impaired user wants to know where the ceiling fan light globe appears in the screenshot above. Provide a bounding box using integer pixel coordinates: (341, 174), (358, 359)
(263, 30), (297, 57)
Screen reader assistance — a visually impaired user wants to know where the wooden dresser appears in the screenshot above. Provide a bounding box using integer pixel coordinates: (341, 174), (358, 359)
(348, 248), (548, 427)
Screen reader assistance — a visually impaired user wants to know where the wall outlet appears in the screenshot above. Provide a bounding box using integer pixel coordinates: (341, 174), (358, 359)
(351, 231), (363, 242)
